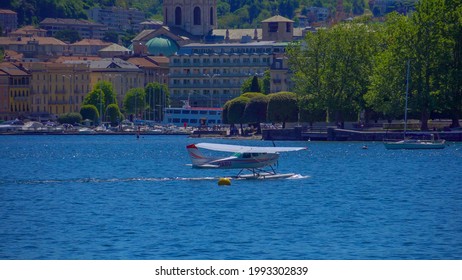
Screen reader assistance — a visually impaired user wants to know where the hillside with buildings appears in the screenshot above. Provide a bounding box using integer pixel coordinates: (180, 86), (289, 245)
(0, 0), (306, 124)
(1, 0), (450, 132)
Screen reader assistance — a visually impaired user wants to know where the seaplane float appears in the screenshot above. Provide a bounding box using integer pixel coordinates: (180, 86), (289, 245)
(186, 142), (307, 180)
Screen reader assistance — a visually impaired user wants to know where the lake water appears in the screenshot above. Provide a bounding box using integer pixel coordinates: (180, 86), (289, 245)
(0, 135), (461, 260)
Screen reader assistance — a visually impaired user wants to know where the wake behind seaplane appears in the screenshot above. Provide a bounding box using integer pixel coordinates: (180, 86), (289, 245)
(186, 142), (307, 179)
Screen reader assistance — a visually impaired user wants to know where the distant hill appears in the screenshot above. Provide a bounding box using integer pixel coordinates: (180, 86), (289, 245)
(0, 0), (368, 29)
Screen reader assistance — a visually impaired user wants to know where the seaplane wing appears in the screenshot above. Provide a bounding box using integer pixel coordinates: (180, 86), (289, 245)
(194, 143), (307, 153)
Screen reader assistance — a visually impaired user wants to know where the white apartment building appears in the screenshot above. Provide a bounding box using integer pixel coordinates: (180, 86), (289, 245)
(169, 41), (287, 108)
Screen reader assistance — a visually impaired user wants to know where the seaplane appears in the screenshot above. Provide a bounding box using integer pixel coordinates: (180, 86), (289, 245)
(186, 142), (307, 179)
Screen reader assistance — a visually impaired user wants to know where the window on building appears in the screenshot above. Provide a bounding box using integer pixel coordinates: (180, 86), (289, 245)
(286, 22), (291, 33)
(193, 7), (201, 25)
(175, 7), (182, 25)
(210, 8), (214, 25)
(269, 22), (278, 32)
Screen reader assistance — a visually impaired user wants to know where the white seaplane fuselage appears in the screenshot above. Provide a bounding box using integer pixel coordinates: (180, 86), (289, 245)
(188, 148), (278, 169)
(186, 143), (306, 171)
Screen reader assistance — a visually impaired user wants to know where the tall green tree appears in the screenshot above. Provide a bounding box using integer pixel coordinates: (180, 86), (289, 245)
(365, 13), (411, 122)
(267, 92), (298, 128)
(409, 0), (450, 130)
(250, 75), (261, 93)
(93, 81), (117, 108)
(83, 89), (105, 123)
(123, 88), (146, 118)
(261, 69), (271, 94)
(288, 21), (380, 127)
(441, 0), (462, 127)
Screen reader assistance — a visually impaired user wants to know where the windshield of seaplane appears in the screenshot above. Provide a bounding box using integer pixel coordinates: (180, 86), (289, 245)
(233, 152), (266, 158)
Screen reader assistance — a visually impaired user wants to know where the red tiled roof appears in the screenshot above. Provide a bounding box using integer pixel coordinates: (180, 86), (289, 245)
(0, 9), (17, 15)
(0, 62), (29, 76)
(148, 56), (169, 64)
(71, 39), (111, 46)
(53, 56), (102, 63)
(126, 57), (160, 68)
(0, 36), (67, 45)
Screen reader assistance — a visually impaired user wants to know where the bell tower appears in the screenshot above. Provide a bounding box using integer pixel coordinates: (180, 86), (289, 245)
(163, 0), (217, 36)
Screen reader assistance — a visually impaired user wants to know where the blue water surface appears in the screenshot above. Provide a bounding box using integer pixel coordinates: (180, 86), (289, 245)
(0, 135), (461, 260)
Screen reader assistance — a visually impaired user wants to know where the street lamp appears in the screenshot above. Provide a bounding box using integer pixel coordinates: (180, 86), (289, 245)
(204, 73), (220, 107)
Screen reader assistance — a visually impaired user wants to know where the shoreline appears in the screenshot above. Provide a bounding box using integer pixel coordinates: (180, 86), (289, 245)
(2, 128), (462, 142)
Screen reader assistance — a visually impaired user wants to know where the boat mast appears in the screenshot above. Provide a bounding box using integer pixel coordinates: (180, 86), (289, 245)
(404, 60), (410, 139)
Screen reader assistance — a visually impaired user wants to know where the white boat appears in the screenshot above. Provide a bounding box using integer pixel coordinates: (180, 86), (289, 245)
(384, 137), (446, 150)
(384, 61), (446, 150)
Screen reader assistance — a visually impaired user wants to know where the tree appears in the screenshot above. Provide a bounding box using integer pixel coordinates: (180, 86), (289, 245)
(83, 89), (105, 123)
(261, 69), (271, 94)
(243, 94), (269, 133)
(250, 75), (261, 93)
(226, 96), (250, 134)
(365, 14), (411, 122)
(408, 0), (449, 130)
(93, 81), (117, 108)
(80, 104), (99, 123)
(299, 95), (326, 127)
(106, 103), (122, 126)
(287, 21), (381, 127)
(123, 88), (146, 119)
(57, 112), (82, 125)
(267, 92), (298, 128)
(440, 0), (462, 128)
(240, 76), (253, 94)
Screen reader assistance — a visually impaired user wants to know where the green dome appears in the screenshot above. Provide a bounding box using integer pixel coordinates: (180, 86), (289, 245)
(145, 35), (179, 56)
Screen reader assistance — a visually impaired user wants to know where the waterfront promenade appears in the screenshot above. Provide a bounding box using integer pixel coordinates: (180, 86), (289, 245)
(2, 121), (462, 142)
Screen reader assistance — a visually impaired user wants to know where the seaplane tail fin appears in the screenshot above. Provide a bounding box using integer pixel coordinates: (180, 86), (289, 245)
(186, 144), (211, 167)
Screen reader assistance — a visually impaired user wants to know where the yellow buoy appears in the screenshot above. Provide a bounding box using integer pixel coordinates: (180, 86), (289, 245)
(218, 177), (231, 186)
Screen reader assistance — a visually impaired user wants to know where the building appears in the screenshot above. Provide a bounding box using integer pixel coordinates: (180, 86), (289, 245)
(261, 15), (294, 42)
(140, 20), (163, 30)
(88, 7), (145, 33)
(131, 26), (189, 56)
(85, 58), (144, 108)
(127, 56), (169, 86)
(163, 0), (217, 37)
(0, 62), (30, 120)
(0, 9), (17, 35)
(270, 54), (293, 93)
(169, 41), (287, 108)
(8, 25), (47, 38)
(39, 18), (108, 40)
(69, 39), (111, 56)
(25, 62), (91, 120)
(98, 43), (132, 58)
(0, 66), (9, 120)
(0, 36), (68, 61)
